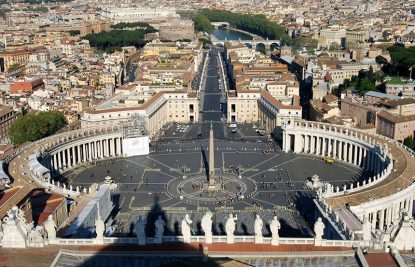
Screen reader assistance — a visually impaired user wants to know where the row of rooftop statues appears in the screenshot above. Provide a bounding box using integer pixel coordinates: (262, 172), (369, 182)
(133, 212), (326, 245)
(0, 206), (57, 248)
(0, 206), (326, 248)
(5, 204), (415, 250)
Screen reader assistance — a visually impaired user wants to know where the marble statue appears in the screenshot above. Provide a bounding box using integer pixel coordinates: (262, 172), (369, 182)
(391, 212), (415, 250)
(154, 215), (165, 243)
(270, 216), (281, 245)
(225, 213), (237, 244)
(28, 226), (45, 247)
(1, 206), (29, 248)
(95, 207), (105, 240)
(201, 211), (213, 244)
(254, 214), (263, 244)
(314, 217), (325, 241)
(181, 214), (193, 244)
(44, 215), (57, 240)
(134, 215), (147, 246)
(95, 218), (105, 239)
(362, 216), (372, 241)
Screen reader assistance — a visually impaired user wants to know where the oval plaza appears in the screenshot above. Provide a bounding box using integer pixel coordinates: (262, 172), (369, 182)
(1, 113), (415, 255)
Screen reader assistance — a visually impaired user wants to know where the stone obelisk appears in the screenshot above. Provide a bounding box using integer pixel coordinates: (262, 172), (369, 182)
(208, 123), (215, 190)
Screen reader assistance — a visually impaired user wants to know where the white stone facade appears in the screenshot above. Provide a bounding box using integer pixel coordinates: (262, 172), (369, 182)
(282, 120), (415, 234)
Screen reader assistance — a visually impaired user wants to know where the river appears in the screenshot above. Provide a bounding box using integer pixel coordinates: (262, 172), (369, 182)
(210, 28), (253, 41)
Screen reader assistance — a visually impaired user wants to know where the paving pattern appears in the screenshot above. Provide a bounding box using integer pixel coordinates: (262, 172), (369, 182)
(67, 139), (367, 237)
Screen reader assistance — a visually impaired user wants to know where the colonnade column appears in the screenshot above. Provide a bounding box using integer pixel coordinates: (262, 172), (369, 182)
(371, 211), (377, 229)
(77, 145), (81, 164)
(339, 141), (343, 160)
(386, 207), (392, 227)
(53, 154), (58, 171)
(71, 146), (75, 167)
(89, 142), (96, 161)
(106, 139), (110, 157)
(102, 140), (106, 158)
(118, 137), (123, 156)
(333, 139), (337, 158)
(328, 139), (332, 157)
(393, 203), (399, 222)
(83, 143), (87, 162)
(62, 149), (67, 168)
(103, 140), (106, 158)
(362, 149), (367, 169)
(310, 136), (315, 154)
(316, 137), (321, 155)
(353, 145), (358, 165)
(57, 151), (61, 170)
(95, 141), (102, 159)
(347, 143), (352, 163)
(110, 139), (115, 156)
(379, 209), (385, 230)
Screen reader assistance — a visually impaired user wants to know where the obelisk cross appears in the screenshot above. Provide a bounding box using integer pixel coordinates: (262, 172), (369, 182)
(209, 123), (215, 186)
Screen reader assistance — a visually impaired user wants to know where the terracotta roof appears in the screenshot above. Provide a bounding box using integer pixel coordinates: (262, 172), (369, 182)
(260, 91), (302, 110)
(323, 94), (339, 104)
(381, 98), (415, 107)
(29, 190), (66, 225)
(364, 252), (397, 267)
(377, 110), (415, 124)
(0, 186), (22, 207)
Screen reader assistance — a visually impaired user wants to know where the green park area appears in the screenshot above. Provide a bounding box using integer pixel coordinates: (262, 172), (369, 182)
(84, 23), (157, 53)
(9, 111), (67, 146)
(192, 9), (318, 52)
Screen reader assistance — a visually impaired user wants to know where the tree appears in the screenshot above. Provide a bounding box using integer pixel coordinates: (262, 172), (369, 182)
(195, 9), (290, 41)
(9, 111), (67, 146)
(329, 43), (341, 51)
(404, 136), (415, 150)
(193, 14), (212, 33)
(375, 55), (388, 65)
(199, 38), (212, 46)
(84, 27), (156, 53)
(68, 30), (80, 36)
(358, 77), (377, 95)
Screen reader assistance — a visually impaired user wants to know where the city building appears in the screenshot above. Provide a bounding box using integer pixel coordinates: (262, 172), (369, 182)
(99, 7), (179, 24)
(0, 106), (21, 142)
(81, 90), (199, 137)
(319, 29), (346, 47)
(159, 19), (195, 41)
(9, 78), (45, 94)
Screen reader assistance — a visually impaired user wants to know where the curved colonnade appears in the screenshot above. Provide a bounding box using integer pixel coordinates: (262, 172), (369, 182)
(9, 126), (125, 200)
(282, 120), (415, 231)
(3, 119), (415, 240)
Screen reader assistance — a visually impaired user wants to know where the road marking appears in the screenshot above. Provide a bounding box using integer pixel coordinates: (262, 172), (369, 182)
(128, 196), (135, 210)
(241, 201), (254, 207)
(119, 196), (126, 211)
(142, 195), (173, 208)
(125, 158), (177, 179)
(241, 154), (281, 175)
(251, 197), (280, 207)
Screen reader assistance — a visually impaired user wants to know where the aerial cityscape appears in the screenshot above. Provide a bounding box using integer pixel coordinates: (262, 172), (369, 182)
(0, 0), (415, 266)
